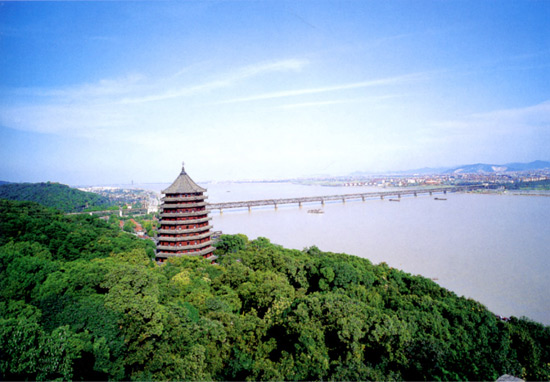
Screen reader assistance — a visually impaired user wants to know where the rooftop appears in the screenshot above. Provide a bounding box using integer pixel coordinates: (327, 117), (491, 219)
(162, 163), (206, 194)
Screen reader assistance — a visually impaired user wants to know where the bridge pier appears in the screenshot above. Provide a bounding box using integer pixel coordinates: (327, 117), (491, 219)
(414, 192), (417, 197)
(398, 194), (401, 199)
(321, 199), (325, 206)
(274, 203), (278, 210)
(362, 196), (365, 201)
(380, 195), (384, 200)
(248, 205), (251, 212)
(429, 191), (433, 196)
(298, 201), (302, 208)
(342, 197), (346, 203)
(444, 190), (447, 194)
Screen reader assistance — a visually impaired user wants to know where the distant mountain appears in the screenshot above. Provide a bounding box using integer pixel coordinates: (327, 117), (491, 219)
(446, 160), (550, 174)
(397, 167), (454, 175)
(349, 160), (550, 176)
(350, 166), (455, 176)
(0, 182), (114, 213)
(0, 180), (11, 185)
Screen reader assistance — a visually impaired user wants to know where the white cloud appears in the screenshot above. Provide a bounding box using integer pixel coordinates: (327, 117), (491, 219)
(416, 100), (550, 164)
(119, 58), (309, 105)
(277, 94), (402, 110)
(0, 58), (309, 137)
(215, 72), (426, 104)
(12, 73), (146, 100)
(432, 100), (550, 137)
(0, 103), (131, 136)
(0, 60), (425, 147)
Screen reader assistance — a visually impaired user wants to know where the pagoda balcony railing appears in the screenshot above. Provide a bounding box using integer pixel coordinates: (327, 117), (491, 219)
(159, 217), (212, 225)
(160, 211), (209, 218)
(160, 202), (207, 209)
(161, 195), (208, 202)
(157, 232), (213, 242)
(156, 246), (215, 258)
(157, 225), (213, 235)
(157, 242), (212, 251)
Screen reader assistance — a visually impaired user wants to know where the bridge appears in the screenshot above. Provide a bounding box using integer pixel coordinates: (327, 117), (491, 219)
(206, 185), (488, 212)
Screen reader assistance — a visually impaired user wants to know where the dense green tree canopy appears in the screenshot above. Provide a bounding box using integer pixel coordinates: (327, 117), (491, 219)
(1, 199), (549, 380)
(0, 182), (114, 212)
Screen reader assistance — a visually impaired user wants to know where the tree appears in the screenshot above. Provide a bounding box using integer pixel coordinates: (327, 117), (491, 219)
(0, 182), (113, 213)
(122, 219), (136, 233)
(214, 234), (248, 254)
(2, 214), (550, 382)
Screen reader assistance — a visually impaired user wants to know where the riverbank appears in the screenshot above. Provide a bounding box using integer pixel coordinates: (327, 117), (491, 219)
(472, 189), (550, 197)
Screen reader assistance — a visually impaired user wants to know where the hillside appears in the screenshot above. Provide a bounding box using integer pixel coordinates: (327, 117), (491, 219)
(0, 182), (114, 213)
(446, 160), (550, 174)
(0, 199), (548, 381)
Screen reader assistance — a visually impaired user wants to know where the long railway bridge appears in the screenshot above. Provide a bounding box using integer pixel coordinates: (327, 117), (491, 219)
(206, 185), (489, 212)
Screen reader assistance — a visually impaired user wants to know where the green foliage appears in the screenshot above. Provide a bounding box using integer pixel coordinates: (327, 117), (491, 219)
(123, 219), (136, 233)
(1, 202), (549, 381)
(143, 220), (154, 236)
(0, 200), (155, 260)
(214, 233), (248, 254)
(0, 182), (114, 213)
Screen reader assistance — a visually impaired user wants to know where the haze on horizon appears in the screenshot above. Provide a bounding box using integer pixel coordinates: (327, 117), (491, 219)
(1, 1), (549, 186)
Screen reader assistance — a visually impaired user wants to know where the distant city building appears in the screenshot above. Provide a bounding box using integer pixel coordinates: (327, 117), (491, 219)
(155, 163), (216, 263)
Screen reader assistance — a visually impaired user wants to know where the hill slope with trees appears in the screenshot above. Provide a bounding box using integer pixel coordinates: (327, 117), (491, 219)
(0, 200), (548, 381)
(0, 182), (114, 213)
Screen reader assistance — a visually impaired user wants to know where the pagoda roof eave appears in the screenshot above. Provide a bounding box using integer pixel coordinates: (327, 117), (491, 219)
(162, 167), (206, 194)
(159, 216), (212, 225)
(157, 242), (214, 251)
(157, 232), (213, 242)
(156, 246), (215, 258)
(157, 224), (213, 235)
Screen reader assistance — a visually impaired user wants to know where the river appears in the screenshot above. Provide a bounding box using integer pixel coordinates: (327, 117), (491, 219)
(137, 181), (550, 325)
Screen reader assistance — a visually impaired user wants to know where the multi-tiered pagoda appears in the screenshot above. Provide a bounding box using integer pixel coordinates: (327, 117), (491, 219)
(155, 163), (215, 263)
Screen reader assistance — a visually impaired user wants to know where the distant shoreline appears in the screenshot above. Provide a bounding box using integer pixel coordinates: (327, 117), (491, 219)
(473, 189), (550, 197)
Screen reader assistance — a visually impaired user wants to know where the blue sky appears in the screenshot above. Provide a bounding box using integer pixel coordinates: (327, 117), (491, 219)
(1, 1), (549, 185)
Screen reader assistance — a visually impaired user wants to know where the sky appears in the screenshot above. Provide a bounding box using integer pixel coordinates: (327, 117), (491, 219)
(0, 0), (549, 185)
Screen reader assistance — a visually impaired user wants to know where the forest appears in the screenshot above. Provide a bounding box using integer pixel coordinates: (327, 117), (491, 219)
(1, 199), (549, 381)
(0, 182), (114, 213)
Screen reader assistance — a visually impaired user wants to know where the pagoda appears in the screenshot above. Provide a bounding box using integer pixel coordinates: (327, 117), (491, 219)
(155, 163), (215, 263)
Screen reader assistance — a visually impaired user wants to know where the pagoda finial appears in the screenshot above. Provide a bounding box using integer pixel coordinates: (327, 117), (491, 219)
(181, 161), (186, 174)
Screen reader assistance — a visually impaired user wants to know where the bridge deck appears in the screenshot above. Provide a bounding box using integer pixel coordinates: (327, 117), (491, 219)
(206, 186), (485, 211)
